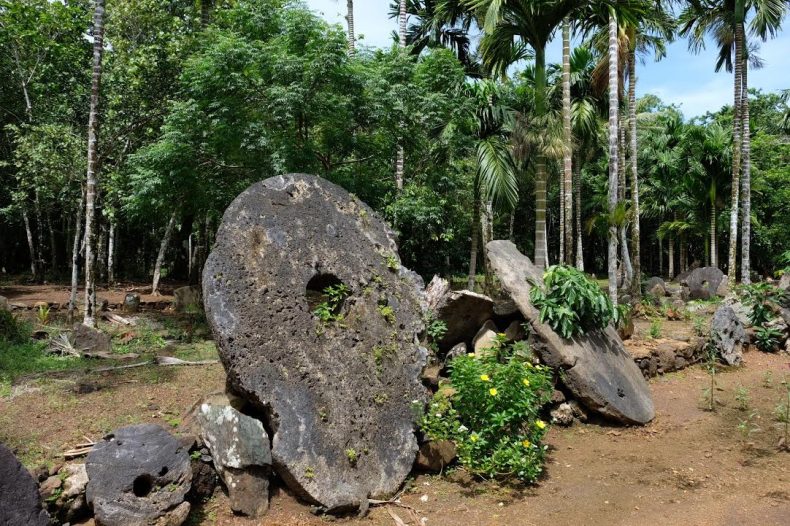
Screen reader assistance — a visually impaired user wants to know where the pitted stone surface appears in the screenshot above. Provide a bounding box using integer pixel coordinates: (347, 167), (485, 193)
(485, 240), (655, 425)
(85, 424), (192, 526)
(681, 267), (725, 301)
(203, 174), (427, 512)
(0, 443), (50, 526)
(710, 306), (745, 366)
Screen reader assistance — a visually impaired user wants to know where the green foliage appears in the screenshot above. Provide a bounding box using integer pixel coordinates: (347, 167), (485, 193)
(649, 319), (663, 339)
(377, 304), (396, 325)
(738, 283), (788, 326)
(754, 326), (783, 353)
(425, 312), (448, 353)
(313, 284), (350, 324)
(420, 339), (553, 482)
(530, 265), (622, 339)
(0, 338), (86, 397)
(0, 310), (27, 343)
(344, 448), (358, 466)
(734, 386), (750, 411)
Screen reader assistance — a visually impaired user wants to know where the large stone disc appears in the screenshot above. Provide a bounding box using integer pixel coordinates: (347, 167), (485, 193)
(203, 174), (427, 512)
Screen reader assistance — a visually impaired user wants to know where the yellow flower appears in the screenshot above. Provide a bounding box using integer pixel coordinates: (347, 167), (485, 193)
(489, 388), (498, 396)
(467, 353), (475, 358)
(522, 439), (531, 448)
(480, 374), (490, 382)
(522, 378), (530, 387)
(535, 420), (547, 430)
(470, 434), (479, 443)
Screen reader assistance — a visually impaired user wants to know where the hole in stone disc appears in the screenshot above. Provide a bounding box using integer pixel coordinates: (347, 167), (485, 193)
(133, 474), (153, 497)
(158, 466), (169, 476)
(306, 273), (346, 313)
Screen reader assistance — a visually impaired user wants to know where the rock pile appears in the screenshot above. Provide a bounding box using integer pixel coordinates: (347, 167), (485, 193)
(203, 174), (427, 513)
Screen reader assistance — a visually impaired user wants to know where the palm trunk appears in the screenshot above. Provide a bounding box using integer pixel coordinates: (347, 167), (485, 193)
(83, 0), (105, 327)
(534, 45), (548, 270)
(346, 0), (355, 53)
(152, 211), (178, 295)
(107, 221), (115, 284)
(710, 204), (717, 268)
(562, 19), (573, 265)
(628, 49), (641, 296)
(740, 59), (751, 284)
(200, 0), (213, 27)
(620, 225), (633, 291)
(659, 235), (663, 277)
(22, 207), (37, 280)
(668, 235), (674, 280)
(727, 19), (744, 287)
(607, 11), (619, 303)
(395, 0), (407, 192)
(574, 158), (584, 271)
(467, 182), (481, 291)
(47, 213), (56, 275)
(68, 189), (85, 322)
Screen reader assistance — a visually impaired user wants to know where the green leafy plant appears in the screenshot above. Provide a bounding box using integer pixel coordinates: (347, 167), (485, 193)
(0, 310), (27, 343)
(529, 265), (623, 339)
(36, 304), (51, 325)
(420, 338), (553, 482)
(734, 386), (750, 411)
(739, 283), (788, 326)
(692, 315), (708, 337)
(345, 448), (358, 466)
(754, 326), (783, 352)
(737, 410), (761, 440)
(313, 283), (350, 324)
(425, 311), (448, 353)
(377, 304), (396, 325)
(384, 254), (400, 271)
(649, 319), (663, 339)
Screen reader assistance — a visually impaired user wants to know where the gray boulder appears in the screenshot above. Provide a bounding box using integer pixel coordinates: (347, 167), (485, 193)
(173, 286), (201, 313)
(710, 306), (746, 366)
(196, 404), (271, 517)
(430, 289), (495, 351)
(779, 273), (790, 292)
(123, 293), (141, 313)
(71, 323), (111, 355)
(681, 267), (725, 301)
(202, 174), (427, 512)
(485, 240), (655, 425)
(645, 276), (667, 297)
(86, 424), (192, 526)
(472, 319), (499, 358)
(0, 443), (50, 526)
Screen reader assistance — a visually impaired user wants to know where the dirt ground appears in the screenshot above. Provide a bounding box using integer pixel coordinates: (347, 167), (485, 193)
(0, 282), (176, 307)
(1, 295), (789, 526)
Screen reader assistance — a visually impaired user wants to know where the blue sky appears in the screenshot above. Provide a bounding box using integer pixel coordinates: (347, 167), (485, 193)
(304, 0), (790, 118)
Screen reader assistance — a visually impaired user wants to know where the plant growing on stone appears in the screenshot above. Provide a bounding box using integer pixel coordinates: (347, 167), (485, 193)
(529, 265), (623, 339)
(739, 283), (788, 326)
(424, 311), (448, 353)
(377, 304), (396, 325)
(345, 448), (358, 466)
(754, 326), (783, 352)
(384, 254), (400, 271)
(313, 283), (350, 324)
(420, 339), (553, 482)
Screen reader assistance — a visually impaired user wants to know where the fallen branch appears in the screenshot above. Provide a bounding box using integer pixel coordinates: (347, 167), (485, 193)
(101, 312), (136, 326)
(63, 436), (96, 459)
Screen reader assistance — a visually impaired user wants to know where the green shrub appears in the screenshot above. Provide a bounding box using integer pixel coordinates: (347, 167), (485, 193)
(0, 310), (27, 343)
(738, 283), (788, 326)
(754, 326), (783, 352)
(420, 339), (553, 482)
(529, 265), (624, 338)
(313, 283), (350, 324)
(649, 319), (663, 339)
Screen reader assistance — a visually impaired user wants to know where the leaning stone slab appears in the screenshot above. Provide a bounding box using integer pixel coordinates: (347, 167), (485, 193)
(485, 240), (655, 425)
(86, 424), (192, 526)
(710, 305), (745, 366)
(196, 403), (272, 517)
(681, 267), (725, 301)
(203, 174), (427, 512)
(0, 443), (50, 526)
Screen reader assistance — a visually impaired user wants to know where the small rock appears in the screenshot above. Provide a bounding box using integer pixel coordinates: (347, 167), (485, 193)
(443, 342), (468, 366)
(473, 320), (499, 358)
(123, 293), (141, 313)
(71, 324), (111, 355)
(62, 463), (88, 499)
(414, 440), (457, 472)
(551, 403), (574, 426)
(551, 390), (566, 404)
(39, 475), (62, 500)
(186, 460), (218, 504)
(503, 320), (526, 342)
(568, 400), (588, 422)
(421, 365), (441, 388)
(173, 286), (201, 313)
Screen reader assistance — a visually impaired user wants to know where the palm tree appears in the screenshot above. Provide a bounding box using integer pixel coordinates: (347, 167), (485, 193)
(680, 0), (787, 285)
(456, 81), (519, 289)
(346, 0), (356, 53)
(396, 0), (408, 192)
(83, 0), (105, 328)
(561, 18), (573, 265)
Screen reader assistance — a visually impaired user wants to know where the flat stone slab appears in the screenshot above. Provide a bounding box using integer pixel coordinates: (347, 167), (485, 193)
(485, 240), (655, 425)
(86, 424), (192, 526)
(0, 443), (50, 526)
(203, 174), (427, 512)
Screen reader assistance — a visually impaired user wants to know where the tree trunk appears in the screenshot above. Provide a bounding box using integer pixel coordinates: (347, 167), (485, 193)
(727, 19), (744, 287)
(574, 158), (584, 271)
(107, 221), (115, 285)
(668, 236), (674, 280)
(467, 183), (481, 291)
(83, 0), (105, 327)
(395, 0), (407, 192)
(659, 235), (663, 277)
(628, 49), (641, 296)
(740, 59), (751, 284)
(534, 45), (549, 270)
(607, 11), (619, 303)
(97, 221), (107, 283)
(47, 212), (57, 275)
(620, 224), (633, 291)
(345, 0), (355, 53)
(22, 208), (37, 280)
(34, 190), (44, 277)
(152, 211), (178, 295)
(561, 19), (573, 265)
(68, 189), (85, 322)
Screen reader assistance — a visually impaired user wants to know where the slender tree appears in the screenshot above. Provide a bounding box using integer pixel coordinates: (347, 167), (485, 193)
(607, 8), (619, 302)
(396, 0), (407, 191)
(151, 211), (177, 295)
(83, 0), (105, 328)
(346, 0), (356, 53)
(561, 18), (573, 265)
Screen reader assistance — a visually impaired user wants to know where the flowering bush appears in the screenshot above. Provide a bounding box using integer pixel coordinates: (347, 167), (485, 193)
(421, 336), (553, 482)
